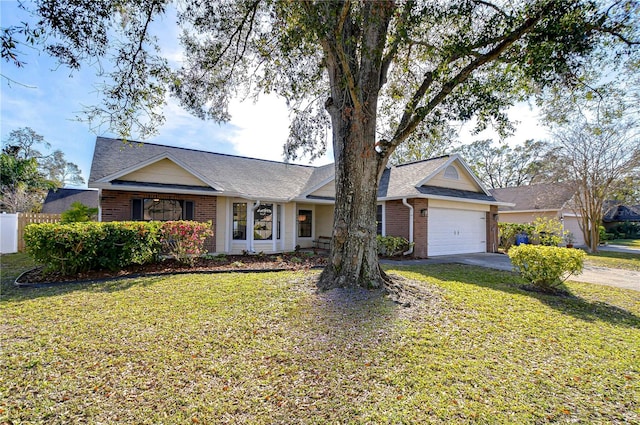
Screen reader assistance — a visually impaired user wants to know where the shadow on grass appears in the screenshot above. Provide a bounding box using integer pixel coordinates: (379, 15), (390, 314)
(388, 264), (640, 330)
(1, 274), (168, 303)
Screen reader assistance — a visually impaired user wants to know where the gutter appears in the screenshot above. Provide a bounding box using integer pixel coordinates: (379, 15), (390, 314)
(402, 198), (414, 256)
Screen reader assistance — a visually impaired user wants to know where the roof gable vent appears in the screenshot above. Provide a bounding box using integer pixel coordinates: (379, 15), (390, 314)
(444, 165), (459, 180)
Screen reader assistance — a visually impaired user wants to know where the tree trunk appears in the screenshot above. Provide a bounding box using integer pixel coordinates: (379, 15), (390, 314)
(316, 1), (394, 290)
(318, 107), (386, 290)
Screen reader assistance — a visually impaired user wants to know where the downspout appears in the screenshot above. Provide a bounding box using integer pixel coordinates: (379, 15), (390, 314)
(402, 198), (414, 256)
(251, 200), (261, 253)
(97, 188), (102, 222)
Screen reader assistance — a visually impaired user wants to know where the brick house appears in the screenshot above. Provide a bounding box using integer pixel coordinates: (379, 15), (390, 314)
(89, 137), (503, 257)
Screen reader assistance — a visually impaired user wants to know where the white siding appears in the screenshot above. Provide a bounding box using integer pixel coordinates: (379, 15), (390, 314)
(121, 158), (209, 187)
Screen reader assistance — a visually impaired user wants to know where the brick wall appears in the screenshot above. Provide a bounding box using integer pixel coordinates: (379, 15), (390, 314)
(100, 190), (217, 250)
(410, 198), (428, 258)
(384, 200), (410, 240)
(384, 198), (429, 258)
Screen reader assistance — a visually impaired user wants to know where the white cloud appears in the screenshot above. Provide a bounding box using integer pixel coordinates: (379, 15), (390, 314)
(458, 101), (551, 146)
(227, 94), (333, 165)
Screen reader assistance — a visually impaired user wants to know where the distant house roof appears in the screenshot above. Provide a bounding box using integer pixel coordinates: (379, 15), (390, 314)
(603, 204), (640, 222)
(42, 188), (99, 214)
(490, 183), (577, 212)
(89, 137), (500, 204)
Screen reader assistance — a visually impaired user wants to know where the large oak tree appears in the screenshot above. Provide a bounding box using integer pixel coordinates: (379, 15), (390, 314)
(7, 0), (638, 288)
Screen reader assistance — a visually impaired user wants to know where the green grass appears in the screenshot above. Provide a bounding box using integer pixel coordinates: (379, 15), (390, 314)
(606, 238), (640, 248)
(1, 254), (639, 423)
(586, 250), (640, 271)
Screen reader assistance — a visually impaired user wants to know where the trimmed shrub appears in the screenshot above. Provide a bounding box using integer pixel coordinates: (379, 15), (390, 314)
(159, 221), (213, 265)
(508, 245), (586, 292)
(24, 221), (163, 275)
(376, 235), (413, 256)
(530, 217), (565, 246)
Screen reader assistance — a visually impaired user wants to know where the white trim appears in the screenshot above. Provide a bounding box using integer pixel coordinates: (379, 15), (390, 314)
(500, 209), (563, 214)
(90, 182), (219, 197)
(378, 194), (512, 207)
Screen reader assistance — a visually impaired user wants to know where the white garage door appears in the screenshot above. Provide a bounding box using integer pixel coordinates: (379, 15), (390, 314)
(428, 208), (487, 256)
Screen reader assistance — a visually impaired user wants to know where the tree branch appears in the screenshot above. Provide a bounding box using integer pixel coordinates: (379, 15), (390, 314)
(379, 0), (412, 89)
(390, 4), (552, 147)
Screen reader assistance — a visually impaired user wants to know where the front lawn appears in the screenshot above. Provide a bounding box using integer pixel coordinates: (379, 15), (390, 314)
(585, 250), (640, 271)
(1, 255), (638, 423)
(606, 238), (640, 249)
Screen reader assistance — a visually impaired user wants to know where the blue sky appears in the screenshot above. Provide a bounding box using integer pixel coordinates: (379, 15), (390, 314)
(1, 1), (548, 188)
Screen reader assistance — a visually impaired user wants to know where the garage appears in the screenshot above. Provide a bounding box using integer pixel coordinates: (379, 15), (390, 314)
(428, 208), (487, 256)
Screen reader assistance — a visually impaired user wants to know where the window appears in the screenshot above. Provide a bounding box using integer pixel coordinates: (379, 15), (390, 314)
(298, 209), (312, 238)
(132, 199), (194, 221)
(254, 204), (273, 240)
(376, 204), (383, 235)
(233, 203), (247, 240)
(444, 165), (459, 179)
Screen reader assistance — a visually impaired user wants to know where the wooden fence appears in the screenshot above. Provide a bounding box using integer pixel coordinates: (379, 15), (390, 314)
(17, 213), (61, 252)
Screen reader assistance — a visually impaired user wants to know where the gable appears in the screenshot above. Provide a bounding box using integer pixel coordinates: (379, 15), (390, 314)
(309, 181), (335, 198)
(425, 162), (483, 192)
(120, 158), (210, 187)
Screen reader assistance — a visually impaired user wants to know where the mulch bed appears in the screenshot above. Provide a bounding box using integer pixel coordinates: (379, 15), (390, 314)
(16, 253), (327, 286)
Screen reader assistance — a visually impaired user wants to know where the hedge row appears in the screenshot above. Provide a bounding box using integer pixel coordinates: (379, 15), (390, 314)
(24, 221), (214, 275)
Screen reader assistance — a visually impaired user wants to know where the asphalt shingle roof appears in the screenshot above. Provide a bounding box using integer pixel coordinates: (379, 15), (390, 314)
(490, 184), (576, 211)
(90, 137), (316, 200)
(90, 138), (497, 203)
(378, 156), (451, 198)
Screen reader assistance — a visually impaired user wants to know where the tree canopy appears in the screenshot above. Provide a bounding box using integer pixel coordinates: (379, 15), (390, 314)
(4, 0), (639, 287)
(456, 139), (552, 189)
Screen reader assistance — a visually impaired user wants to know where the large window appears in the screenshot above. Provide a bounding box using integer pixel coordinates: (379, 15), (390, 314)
(376, 204), (383, 235)
(253, 204), (273, 240)
(233, 203), (247, 240)
(132, 199), (194, 221)
(298, 209), (312, 238)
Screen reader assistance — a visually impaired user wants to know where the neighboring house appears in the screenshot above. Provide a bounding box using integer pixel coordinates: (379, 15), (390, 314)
(490, 183), (585, 246)
(42, 188), (99, 214)
(89, 137), (505, 257)
(603, 203), (640, 230)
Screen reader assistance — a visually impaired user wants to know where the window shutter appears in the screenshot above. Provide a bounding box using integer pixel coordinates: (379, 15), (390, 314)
(132, 199), (143, 220)
(184, 201), (194, 220)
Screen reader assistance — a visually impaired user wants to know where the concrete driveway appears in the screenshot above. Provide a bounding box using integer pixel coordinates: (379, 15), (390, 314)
(382, 252), (640, 292)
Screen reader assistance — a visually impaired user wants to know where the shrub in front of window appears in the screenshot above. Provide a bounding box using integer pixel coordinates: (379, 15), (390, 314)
(159, 221), (213, 265)
(24, 221), (162, 275)
(508, 245), (586, 292)
(376, 235), (413, 256)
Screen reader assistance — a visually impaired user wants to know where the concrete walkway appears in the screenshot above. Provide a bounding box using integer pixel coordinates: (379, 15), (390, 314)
(381, 252), (640, 292)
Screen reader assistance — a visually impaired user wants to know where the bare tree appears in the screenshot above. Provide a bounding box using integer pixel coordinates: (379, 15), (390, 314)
(552, 117), (640, 252)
